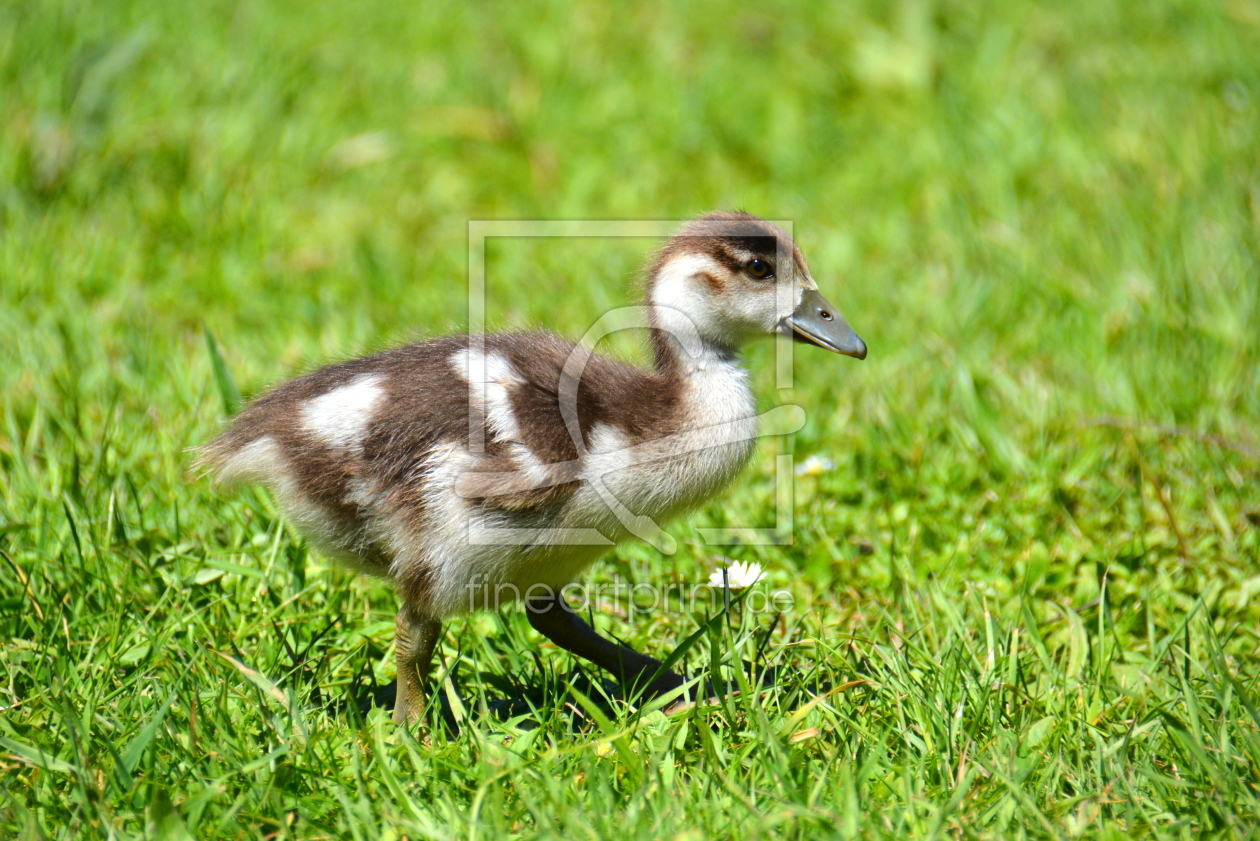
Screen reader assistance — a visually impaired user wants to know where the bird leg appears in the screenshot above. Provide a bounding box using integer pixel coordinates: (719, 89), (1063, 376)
(393, 603), (442, 726)
(525, 592), (685, 702)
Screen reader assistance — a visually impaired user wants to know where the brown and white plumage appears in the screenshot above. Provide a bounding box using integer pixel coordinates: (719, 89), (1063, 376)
(197, 212), (866, 725)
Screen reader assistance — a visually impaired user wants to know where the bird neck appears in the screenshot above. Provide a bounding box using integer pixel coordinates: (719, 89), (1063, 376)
(648, 326), (742, 377)
(646, 299), (741, 379)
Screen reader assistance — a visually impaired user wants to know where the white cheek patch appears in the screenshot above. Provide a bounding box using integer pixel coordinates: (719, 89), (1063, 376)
(302, 374), (387, 451)
(650, 253), (724, 345)
(651, 253), (721, 306)
(451, 347), (523, 442)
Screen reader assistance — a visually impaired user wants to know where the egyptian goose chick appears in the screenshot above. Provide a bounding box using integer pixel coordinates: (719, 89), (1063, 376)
(198, 212), (866, 725)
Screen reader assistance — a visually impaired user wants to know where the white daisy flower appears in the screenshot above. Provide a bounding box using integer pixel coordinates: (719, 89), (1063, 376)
(795, 454), (835, 477)
(708, 560), (765, 590)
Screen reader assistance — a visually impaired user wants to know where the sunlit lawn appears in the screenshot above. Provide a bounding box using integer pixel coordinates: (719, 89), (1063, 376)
(2, 0), (1259, 838)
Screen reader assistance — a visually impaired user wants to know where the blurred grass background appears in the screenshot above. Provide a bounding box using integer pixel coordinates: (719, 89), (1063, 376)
(2, 0), (1259, 838)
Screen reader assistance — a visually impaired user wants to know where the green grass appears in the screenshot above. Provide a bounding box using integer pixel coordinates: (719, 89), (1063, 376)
(3, 0), (1260, 837)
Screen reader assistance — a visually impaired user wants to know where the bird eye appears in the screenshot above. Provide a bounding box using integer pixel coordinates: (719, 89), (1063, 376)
(746, 258), (774, 280)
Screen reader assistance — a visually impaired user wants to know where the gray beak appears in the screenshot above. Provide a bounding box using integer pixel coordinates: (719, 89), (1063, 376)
(782, 289), (867, 359)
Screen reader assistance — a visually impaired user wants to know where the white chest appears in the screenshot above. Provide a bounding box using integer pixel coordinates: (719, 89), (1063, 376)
(579, 357), (757, 522)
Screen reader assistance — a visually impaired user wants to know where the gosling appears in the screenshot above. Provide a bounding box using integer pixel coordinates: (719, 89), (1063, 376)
(198, 212), (866, 725)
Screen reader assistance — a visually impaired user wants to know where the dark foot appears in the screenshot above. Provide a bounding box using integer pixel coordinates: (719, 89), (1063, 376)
(659, 663), (783, 714)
